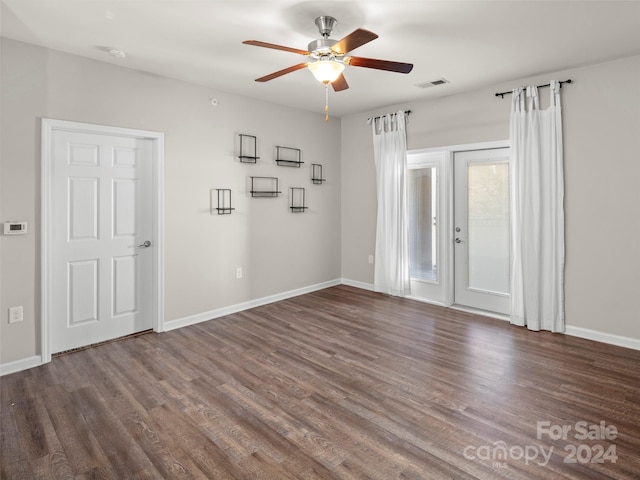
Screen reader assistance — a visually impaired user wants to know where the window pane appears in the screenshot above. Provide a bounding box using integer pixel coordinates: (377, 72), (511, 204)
(467, 162), (510, 294)
(408, 166), (438, 283)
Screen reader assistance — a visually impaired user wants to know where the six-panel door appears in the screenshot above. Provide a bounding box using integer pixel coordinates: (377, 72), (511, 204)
(51, 130), (153, 353)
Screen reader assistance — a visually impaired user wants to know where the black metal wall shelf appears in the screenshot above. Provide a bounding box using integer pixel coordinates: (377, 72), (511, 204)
(275, 146), (303, 167)
(250, 176), (281, 197)
(311, 164), (326, 184)
(211, 189), (235, 214)
(290, 187), (308, 212)
(238, 134), (259, 163)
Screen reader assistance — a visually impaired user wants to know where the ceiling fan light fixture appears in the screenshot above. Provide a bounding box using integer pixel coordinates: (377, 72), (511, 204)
(308, 59), (345, 84)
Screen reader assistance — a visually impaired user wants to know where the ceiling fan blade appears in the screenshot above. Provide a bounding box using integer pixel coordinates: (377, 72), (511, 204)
(255, 63), (309, 82)
(332, 28), (378, 55)
(346, 56), (414, 74)
(243, 40), (310, 56)
(331, 73), (349, 92)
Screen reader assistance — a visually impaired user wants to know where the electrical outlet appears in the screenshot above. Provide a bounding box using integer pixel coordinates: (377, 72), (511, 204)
(9, 306), (23, 323)
(236, 267), (243, 279)
(368, 255), (374, 264)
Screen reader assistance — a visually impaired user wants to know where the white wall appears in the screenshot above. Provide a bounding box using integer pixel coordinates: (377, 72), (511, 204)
(0, 38), (342, 364)
(341, 54), (640, 342)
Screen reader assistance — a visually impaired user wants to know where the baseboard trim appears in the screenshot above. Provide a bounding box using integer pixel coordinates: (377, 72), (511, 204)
(163, 278), (342, 332)
(0, 355), (43, 377)
(565, 325), (640, 351)
(340, 278), (375, 291)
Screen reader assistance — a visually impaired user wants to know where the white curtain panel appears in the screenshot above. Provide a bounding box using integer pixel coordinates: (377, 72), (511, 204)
(371, 111), (411, 297)
(510, 82), (565, 332)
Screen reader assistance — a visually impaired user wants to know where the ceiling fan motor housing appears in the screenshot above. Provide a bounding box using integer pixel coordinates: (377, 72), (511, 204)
(308, 38), (338, 57)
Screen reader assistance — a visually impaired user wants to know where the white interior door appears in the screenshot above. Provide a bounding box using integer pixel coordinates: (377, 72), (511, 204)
(50, 129), (154, 353)
(453, 148), (510, 314)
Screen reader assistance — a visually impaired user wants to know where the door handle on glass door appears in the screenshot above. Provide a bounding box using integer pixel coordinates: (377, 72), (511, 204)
(137, 240), (151, 248)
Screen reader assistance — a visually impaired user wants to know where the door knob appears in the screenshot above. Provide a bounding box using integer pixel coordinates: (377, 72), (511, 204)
(137, 240), (151, 248)
(455, 238), (462, 244)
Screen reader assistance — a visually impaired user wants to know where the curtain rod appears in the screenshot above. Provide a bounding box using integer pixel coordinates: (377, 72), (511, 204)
(367, 110), (411, 123)
(495, 79), (572, 99)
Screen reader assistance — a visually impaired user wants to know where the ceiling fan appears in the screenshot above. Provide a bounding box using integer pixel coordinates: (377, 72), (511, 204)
(243, 16), (414, 92)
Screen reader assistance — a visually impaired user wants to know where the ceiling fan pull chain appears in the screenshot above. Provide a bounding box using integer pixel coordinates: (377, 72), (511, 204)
(325, 82), (330, 122)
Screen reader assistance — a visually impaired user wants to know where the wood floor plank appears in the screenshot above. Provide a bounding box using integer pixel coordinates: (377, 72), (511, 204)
(2, 285), (640, 479)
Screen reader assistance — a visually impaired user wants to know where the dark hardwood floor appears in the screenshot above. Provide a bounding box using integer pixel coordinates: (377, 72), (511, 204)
(2, 285), (639, 479)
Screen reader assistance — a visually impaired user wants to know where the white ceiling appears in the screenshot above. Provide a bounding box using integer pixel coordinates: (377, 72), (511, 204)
(2, 1), (640, 117)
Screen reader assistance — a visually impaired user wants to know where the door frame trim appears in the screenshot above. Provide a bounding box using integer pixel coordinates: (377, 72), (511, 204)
(41, 118), (165, 364)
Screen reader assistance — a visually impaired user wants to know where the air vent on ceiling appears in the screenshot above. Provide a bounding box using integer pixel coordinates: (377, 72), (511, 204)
(415, 78), (450, 89)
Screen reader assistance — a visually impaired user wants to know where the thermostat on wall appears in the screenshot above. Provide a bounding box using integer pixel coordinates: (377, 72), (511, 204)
(3, 222), (28, 235)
